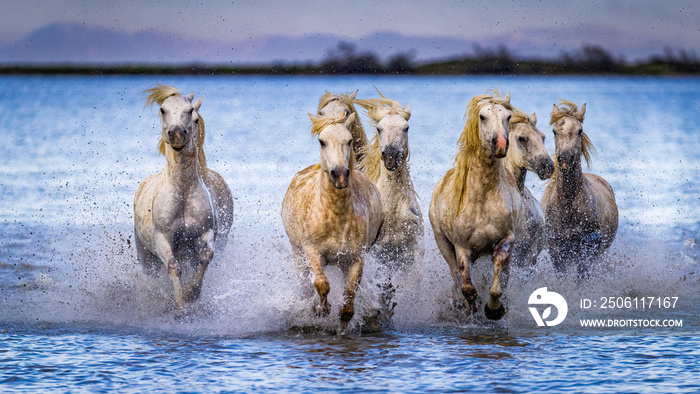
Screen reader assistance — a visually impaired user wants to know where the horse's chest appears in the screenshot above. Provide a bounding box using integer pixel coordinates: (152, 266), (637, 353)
(451, 198), (513, 251)
(154, 188), (214, 235)
(307, 207), (368, 254)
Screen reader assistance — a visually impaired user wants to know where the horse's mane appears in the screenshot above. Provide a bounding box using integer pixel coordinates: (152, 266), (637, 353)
(143, 84), (207, 171)
(317, 91), (367, 150)
(355, 93), (411, 182)
(547, 99), (596, 186)
(451, 91), (513, 211)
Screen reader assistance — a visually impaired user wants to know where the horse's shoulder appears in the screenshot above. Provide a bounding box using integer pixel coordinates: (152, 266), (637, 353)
(584, 173), (614, 194)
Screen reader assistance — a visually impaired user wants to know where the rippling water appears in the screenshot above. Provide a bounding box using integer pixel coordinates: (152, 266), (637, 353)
(1, 75), (699, 391)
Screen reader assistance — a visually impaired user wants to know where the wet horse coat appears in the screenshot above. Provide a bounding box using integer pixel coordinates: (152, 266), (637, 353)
(281, 113), (384, 332)
(541, 100), (618, 273)
(134, 85), (233, 312)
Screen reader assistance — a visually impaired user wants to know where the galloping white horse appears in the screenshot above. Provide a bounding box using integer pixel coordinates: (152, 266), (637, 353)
(317, 90), (369, 162)
(355, 94), (423, 269)
(282, 113), (384, 333)
(541, 100), (618, 274)
(134, 85), (233, 312)
(504, 108), (555, 266)
(429, 91), (522, 320)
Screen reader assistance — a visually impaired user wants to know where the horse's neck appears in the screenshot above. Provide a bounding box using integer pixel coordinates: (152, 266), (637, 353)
(556, 159), (584, 202)
(320, 170), (353, 212)
(510, 165), (527, 193)
(379, 161), (413, 200)
(504, 152), (527, 192)
(466, 148), (505, 195)
(164, 148), (204, 191)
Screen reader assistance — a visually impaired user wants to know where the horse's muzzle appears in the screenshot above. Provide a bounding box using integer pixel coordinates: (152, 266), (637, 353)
(536, 156), (556, 180)
(492, 134), (509, 158)
(168, 128), (188, 150)
(381, 146), (402, 171)
(330, 167), (350, 189)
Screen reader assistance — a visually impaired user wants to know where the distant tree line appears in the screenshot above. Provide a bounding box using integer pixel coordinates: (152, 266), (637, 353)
(0, 42), (697, 75)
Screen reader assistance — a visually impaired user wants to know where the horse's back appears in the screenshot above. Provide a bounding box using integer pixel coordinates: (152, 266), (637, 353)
(203, 168), (234, 244)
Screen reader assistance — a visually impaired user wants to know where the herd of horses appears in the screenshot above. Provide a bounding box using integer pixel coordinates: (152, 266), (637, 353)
(133, 84), (618, 332)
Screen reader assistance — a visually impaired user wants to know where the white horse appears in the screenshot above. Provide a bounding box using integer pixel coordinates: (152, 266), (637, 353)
(356, 94), (423, 270)
(541, 100), (618, 275)
(281, 112), (384, 333)
(429, 91), (522, 320)
(504, 108), (555, 266)
(134, 85), (233, 312)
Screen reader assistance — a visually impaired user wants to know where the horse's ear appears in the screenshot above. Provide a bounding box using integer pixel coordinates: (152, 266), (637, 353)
(529, 112), (537, 126)
(405, 104), (411, 120)
(193, 96), (203, 111)
(186, 92), (195, 102)
(348, 90), (358, 100)
(577, 103), (586, 121)
(325, 90), (331, 95)
(553, 104), (560, 113)
(344, 112), (356, 129)
(504, 92), (511, 103)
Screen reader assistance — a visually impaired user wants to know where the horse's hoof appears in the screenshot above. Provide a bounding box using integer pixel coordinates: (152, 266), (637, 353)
(484, 303), (506, 320)
(182, 284), (202, 302)
(314, 301), (331, 317)
(339, 305), (355, 324)
(461, 285), (477, 304)
(174, 308), (193, 322)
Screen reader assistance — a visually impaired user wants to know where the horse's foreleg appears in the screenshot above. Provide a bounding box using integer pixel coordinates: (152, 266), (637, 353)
(433, 229), (466, 308)
(304, 246), (330, 316)
(154, 232), (184, 311)
(485, 233), (514, 320)
(339, 257), (363, 331)
(183, 229), (215, 302)
(455, 247), (477, 309)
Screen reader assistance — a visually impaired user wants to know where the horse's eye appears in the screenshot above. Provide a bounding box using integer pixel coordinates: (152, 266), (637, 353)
(578, 128), (583, 135)
(160, 108), (165, 115)
(518, 136), (528, 142)
(194, 117), (199, 124)
(507, 115), (512, 122)
(479, 114), (486, 121)
(376, 127), (381, 134)
(319, 140), (326, 147)
(347, 140), (352, 147)
(403, 126), (409, 133)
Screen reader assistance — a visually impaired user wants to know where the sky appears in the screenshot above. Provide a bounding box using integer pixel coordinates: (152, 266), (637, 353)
(0, 0), (698, 59)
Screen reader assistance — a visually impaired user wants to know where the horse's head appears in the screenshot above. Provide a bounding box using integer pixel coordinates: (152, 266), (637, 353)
(376, 107), (411, 171)
(311, 112), (356, 189)
(159, 92), (202, 153)
(472, 92), (512, 158)
(508, 111), (555, 180)
(551, 101), (593, 172)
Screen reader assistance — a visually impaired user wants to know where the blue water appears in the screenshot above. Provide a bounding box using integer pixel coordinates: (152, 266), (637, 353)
(1, 75), (699, 392)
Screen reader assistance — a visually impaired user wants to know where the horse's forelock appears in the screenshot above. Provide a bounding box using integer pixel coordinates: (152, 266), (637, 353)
(310, 113), (348, 136)
(550, 99), (583, 125)
(143, 84), (182, 108)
